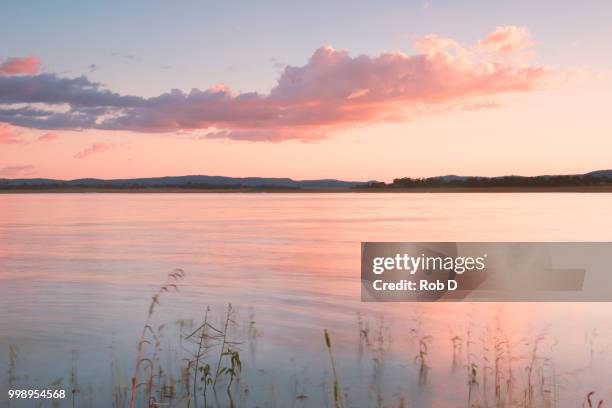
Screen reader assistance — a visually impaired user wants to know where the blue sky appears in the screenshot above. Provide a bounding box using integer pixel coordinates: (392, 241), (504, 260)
(1, 1), (611, 180)
(2, 0), (610, 96)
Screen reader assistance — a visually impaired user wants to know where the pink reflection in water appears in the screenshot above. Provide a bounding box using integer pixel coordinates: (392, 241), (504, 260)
(0, 193), (611, 406)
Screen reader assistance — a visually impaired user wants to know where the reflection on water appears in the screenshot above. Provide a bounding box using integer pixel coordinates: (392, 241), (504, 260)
(0, 193), (611, 407)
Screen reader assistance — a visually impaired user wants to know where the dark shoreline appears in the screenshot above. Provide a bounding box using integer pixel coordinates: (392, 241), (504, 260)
(2, 186), (612, 193)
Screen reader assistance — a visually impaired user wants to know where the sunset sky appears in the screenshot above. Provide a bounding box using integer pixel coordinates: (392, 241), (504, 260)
(1, 0), (611, 181)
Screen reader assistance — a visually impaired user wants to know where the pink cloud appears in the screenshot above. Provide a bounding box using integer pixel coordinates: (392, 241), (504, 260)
(413, 34), (460, 55)
(104, 26), (547, 141)
(201, 130), (231, 139)
(74, 142), (115, 159)
(0, 123), (23, 144)
(0, 27), (548, 142)
(0, 56), (41, 75)
(478, 26), (533, 54)
(38, 132), (60, 141)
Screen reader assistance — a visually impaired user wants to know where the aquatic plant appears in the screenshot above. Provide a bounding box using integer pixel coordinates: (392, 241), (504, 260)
(583, 391), (604, 408)
(4, 270), (610, 408)
(324, 329), (343, 408)
(129, 268), (185, 408)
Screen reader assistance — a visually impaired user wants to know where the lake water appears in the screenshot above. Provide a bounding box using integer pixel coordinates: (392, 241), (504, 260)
(1, 193), (611, 407)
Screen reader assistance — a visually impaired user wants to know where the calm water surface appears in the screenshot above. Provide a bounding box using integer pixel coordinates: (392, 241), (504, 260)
(0, 193), (611, 407)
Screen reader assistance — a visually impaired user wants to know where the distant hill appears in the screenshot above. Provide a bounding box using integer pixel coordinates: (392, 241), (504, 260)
(1, 170), (610, 190)
(381, 169), (612, 189)
(585, 170), (612, 178)
(0, 175), (366, 189)
(436, 170), (612, 182)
